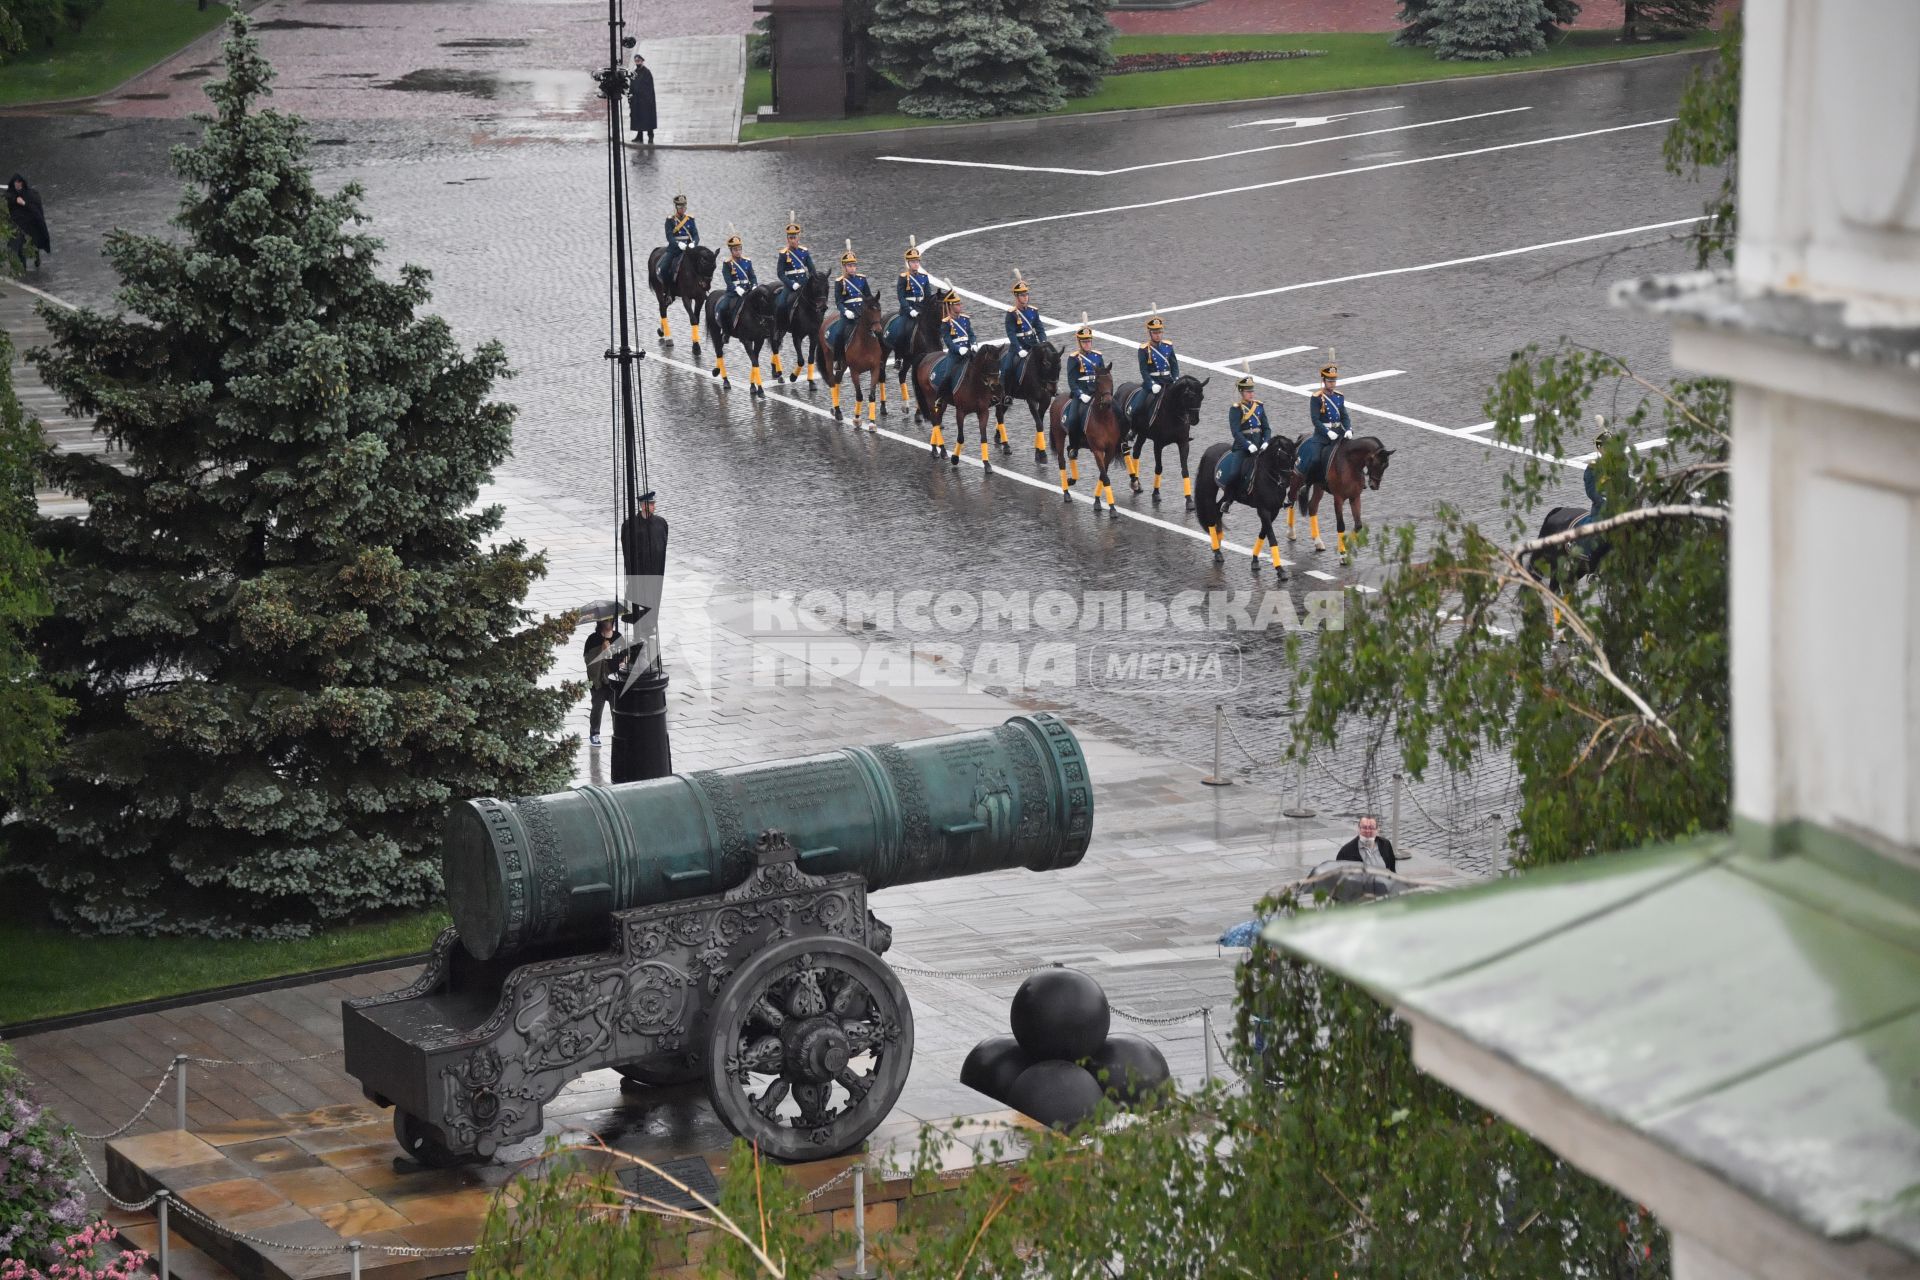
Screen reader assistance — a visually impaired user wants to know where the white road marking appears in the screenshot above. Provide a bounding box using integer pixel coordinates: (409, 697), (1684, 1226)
(1228, 345), (1316, 364)
(1085, 217), (1706, 325)
(1456, 414), (1533, 435)
(1305, 570), (1338, 580)
(879, 107), (1532, 178)
(1568, 436), (1670, 463)
(1286, 369), (1403, 392)
(1229, 107), (1403, 130)
(915, 118), (1677, 254)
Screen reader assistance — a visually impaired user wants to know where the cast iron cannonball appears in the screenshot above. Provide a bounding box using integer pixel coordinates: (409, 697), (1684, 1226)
(1084, 1034), (1171, 1107)
(960, 1035), (1032, 1105)
(1010, 966), (1110, 1062)
(1008, 1059), (1105, 1131)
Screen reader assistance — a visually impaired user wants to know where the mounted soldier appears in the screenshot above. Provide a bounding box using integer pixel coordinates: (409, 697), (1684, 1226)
(1129, 309), (1180, 429)
(1297, 354), (1351, 490)
(715, 225), (756, 335)
(886, 236), (931, 355)
(1580, 416), (1611, 527)
(825, 240), (872, 366)
(1063, 313), (1105, 452)
(774, 212), (816, 331)
(1000, 269), (1044, 395)
(658, 194), (699, 290)
(1215, 365), (1271, 501)
(931, 290), (976, 413)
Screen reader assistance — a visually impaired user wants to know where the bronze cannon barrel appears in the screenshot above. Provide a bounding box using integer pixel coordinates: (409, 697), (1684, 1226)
(445, 713), (1094, 960)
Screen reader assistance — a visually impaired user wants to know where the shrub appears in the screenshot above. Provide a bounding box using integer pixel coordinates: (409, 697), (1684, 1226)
(0, 1046), (86, 1265)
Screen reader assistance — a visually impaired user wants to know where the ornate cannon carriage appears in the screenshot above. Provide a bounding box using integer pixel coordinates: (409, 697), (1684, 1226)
(341, 713), (1093, 1165)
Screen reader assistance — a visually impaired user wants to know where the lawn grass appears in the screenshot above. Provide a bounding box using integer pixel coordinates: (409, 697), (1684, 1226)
(0, 0), (231, 107)
(0, 904), (448, 1026)
(739, 27), (1717, 141)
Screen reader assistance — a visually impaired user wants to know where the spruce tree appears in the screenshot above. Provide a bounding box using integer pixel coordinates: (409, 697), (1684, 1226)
(1429, 0), (1551, 59)
(1029, 0), (1114, 100)
(869, 0), (1064, 120)
(14, 16), (577, 936)
(1629, 0), (1718, 35)
(0, 331), (68, 813)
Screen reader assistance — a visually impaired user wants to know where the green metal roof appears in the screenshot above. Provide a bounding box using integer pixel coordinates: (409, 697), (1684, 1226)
(1266, 833), (1920, 1260)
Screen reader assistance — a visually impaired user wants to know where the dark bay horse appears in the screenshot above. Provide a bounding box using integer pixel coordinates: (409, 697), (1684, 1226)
(882, 290), (946, 421)
(1116, 374), (1207, 511)
(1525, 506), (1610, 626)
(914, 343), (1004, 466)
(1048, 363), (1121, 513)
(1288, 435), (1394, 562)
(772, 271), (827, 386)
(703, 282), (780, 398)
(647, 245), (718, 357)
(818, 291), (887, 425)
(998, 341), (1061, 465)
(1195, 437), (1297, 578)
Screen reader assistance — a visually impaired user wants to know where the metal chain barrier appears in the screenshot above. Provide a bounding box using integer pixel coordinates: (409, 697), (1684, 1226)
(69, 1058), (180, 1142)
(889, 959), (1046, 980)
(187, 1049), (342, 1067)
(1402, 782), (1509, 839)
(72, 1149), (161, 1212)
(1108, 1003), (1208, 1027)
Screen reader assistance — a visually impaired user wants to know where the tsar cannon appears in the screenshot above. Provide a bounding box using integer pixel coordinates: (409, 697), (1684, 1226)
(341, 713), (1093, 1165)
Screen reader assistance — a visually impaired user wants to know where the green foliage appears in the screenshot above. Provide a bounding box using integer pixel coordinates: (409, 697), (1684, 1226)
(1663, 12), (1739, 267)
(1397, 0), (1576, 59)
(1628, 0), (1719, 36)
(471, 1148), (666, 1277)
(9, 17), (578, 937)
(0, 1042), (87, 1264)
(0, 0), (104, 55)
(0, 332), (68, 814)
(868, 0), (1064, 119)
(1027, 0), (1114, 99)
(702, 1140), (846, 1279)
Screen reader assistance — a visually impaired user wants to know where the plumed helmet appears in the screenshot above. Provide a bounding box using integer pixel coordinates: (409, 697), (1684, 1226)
(943, 290), (962, 310)
(840, 238), (858, 265)
(1012, 267), (1029, 295)
(673, 194), (687, 208)
(1237, 361), (1255, 391)
(785, 209), (801, 235)
(1320, 348), (1338, 380)
(1145, 307), (1165, 333)
(905, 234), (921, 260)
(1075, 311), (1093, 340)
(725, 222), (742, 248)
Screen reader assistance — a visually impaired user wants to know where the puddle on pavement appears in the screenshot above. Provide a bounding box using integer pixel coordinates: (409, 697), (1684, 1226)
(440, 38), (530, 49)
(171, 67), (214, 80)
(375, 67), (598, 118)
(253, 17), (360, 29)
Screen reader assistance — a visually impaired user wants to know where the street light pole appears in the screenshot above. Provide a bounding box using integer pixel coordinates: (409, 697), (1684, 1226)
(596, 0), (672, 784)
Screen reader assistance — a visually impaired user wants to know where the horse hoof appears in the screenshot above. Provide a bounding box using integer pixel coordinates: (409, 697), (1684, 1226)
(1212, 550), (1224, 565)
(1277, 567), (1289, 582)
(998, 443), (1011, 457)
(1250, 558), (1261, 575)
(1130, 482), (1142, 495)
(1062, 492), (1073, 504)
(949, 453), (959, 467)
(711, 367), (721, 378)
(833, 408), (843, 422)
(1034, 451), (1048, 466)
(1185, 498), (1194, 513)
(1314, 541), (1326, 553)
(982, 460), (993, 474)
(722, 378), (732, 390)
(929, 444), (939, 456)
(1151, 492), (1162, 506)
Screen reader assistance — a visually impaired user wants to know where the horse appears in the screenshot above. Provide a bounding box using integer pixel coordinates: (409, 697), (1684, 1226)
(1115, 374), (1207, 511)
(1525, 506), (1610, 627)
(771, 271), (828, 387)
(646, 245), (718, 357)
(882, 290), (946, 421)
(817, 290), (888, 425)
(702, 282), (781, 399)
(997, 341), (1061, 464)
(913, 343), (1004, 466)
(1194, 436), (1298, 578)
(1287, 435), (1395, 562)
(1047, 363), (1122, 513)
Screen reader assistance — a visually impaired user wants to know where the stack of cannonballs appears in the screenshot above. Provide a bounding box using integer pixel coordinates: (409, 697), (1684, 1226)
(959, 966), (1171, 1130)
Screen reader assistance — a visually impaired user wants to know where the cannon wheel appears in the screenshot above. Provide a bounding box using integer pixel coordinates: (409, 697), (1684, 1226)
(706, 934), (913, 1162)
(393, 1108), (466, 1169)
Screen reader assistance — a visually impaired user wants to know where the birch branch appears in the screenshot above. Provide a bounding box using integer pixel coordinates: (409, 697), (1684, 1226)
(1513, 503), (1726, 558)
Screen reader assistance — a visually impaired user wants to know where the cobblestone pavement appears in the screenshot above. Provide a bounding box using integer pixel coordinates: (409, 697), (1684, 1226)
(1110, 0), (1736, 35)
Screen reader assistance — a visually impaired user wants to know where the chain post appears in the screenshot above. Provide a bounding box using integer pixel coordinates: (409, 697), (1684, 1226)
(1390, 771), (1404, 848)
(1202, 1007), (1216, 1083)
(1201, 703), (1232, 787)
(349, 1240), (362, 1280)
(1282, 747), (1315, 818)
(174, 1055), (188, 1131)
(853, 1159), (869, 1277)
(156, 1190), (171, 1280)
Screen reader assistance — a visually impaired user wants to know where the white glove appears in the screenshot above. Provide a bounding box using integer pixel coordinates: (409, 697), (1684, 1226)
(842, 308), (857, 320)
(788, 281), (800, 291)
(908, 308), (919, 318)
(734, 285), (747, 296)
(1151, 382), (1164, 393)
(1079, 392), (1092, 404)
(956, 344), (971, 354)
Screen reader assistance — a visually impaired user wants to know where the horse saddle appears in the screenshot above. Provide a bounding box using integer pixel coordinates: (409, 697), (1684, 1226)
(1301, 437), (1340, 491)
(1125, 386), (1157, 432)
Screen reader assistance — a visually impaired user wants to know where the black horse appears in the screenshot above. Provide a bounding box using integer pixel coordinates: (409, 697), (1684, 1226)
(771, 271), (828, 386)
(1194, 436), (1297, 579)
(998, 341), (1061, 463)
(1116, 374), (1207, 511)
(1525, 506), (1610, 612)
(647, 245), (718, 356)
(883, 289), (947, 421)
(703, 282), (781, 398)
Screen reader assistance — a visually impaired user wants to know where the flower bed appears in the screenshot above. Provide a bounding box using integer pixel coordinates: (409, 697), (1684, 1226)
(1113, 49), (1328, 74)
(0, 1045), (86, 1267)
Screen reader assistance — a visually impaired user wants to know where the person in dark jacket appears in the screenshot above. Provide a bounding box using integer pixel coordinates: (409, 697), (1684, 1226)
(619, 490), (668, 668)
(1334, 815), (1396, 872)
(583, 616), (625, 745)
(627, 54), (657, 145)
(7, 174), (50, 271)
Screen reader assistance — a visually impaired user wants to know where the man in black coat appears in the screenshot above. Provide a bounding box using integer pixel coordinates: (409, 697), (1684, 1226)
(619, 489), (668, 669)
(1334, 815), (1396, 872)
(583, 616), (627, 745)
(627, 54), (657, 145)
(8, 174), (50, 271)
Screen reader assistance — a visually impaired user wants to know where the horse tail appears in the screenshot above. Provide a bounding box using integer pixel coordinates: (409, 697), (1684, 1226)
(1195, 442), (1228, 532)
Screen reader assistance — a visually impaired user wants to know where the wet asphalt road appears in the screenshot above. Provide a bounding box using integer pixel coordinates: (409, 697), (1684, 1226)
(2, 54), (1714, 847)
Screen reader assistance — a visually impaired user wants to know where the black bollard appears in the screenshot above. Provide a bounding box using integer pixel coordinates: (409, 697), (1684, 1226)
(611, 666), (672, 783)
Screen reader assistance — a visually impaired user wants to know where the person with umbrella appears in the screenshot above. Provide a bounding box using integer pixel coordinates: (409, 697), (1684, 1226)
(7, 174), (50, 272)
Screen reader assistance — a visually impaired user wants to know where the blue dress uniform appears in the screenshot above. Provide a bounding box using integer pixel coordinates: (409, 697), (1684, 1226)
(1578, 429), (1611, 527)
(717, 246), (756, 330)
(1002, 289), (1043, 391)
(1064, 348), (1107, 446)
(775, 218), (815, 326)
(1299, 375), (1351, 482)
(933, 308), (977, 400)
(1132, 322), (1180, 423)
(886, 254), (931, 351)
(826, 253), (871, 360)
(1217, 392), (1271, 495)
(660, 201), (698, 288)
